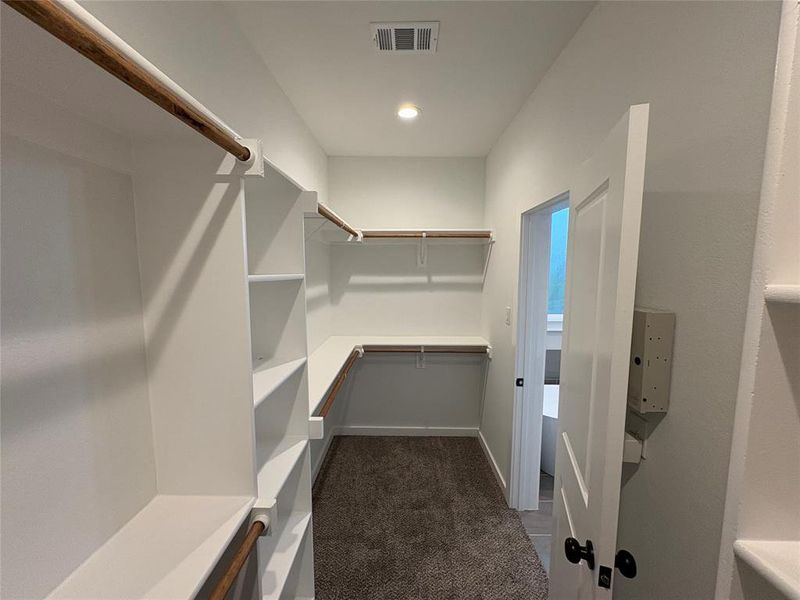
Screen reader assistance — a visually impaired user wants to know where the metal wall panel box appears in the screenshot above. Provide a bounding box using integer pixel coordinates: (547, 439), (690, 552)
(627, 308), (675, 414)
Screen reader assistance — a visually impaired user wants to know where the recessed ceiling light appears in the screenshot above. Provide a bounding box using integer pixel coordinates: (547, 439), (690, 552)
(397, 104), (420, 120)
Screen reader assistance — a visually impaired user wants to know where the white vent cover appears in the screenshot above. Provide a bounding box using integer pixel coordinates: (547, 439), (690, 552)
(371, 22), (439, 54)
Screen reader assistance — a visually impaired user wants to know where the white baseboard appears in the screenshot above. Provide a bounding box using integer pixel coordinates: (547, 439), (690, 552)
(336, 425), (479, 437)
(478, 429), (508, 498)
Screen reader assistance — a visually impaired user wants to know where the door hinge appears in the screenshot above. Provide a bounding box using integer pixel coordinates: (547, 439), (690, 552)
(598, 565), (612, 589)
(515, 378), (524, 387)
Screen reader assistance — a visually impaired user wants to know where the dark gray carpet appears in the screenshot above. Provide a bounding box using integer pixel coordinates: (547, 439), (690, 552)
(312, 436), (549, 599)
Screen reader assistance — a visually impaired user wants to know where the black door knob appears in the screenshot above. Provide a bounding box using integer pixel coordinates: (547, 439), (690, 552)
(564, 537), (595, 570)
(615, 549), (637, 578)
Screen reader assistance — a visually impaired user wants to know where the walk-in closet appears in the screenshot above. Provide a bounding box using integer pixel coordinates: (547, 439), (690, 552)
(1, 1), (795, 599)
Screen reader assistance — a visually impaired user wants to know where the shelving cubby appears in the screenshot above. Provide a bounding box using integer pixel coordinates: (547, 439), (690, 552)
(1, 4), (317, 597)
(1, 108), (258, 600)
(243, 163), (316, 598)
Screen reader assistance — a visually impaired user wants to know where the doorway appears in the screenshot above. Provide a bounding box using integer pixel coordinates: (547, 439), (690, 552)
(511, 194), (570, 569)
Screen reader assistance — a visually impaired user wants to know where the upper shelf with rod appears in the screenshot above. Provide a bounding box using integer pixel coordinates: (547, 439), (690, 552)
(304, 197), (494, 245)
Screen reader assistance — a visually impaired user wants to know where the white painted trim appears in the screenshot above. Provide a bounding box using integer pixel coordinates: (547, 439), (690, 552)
(547, 314), (564, 332)
(478, 430), (507, 498)
(311, 431), (338, 483)
(510, 194), (568, 510)
(337, 426), (478, 437)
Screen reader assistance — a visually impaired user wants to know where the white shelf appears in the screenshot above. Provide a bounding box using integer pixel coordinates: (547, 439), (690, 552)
(734, 540), (800, 599)
(358, 229), (494, 246)
(47, 495), (253, 600)
(357, 237), (493, 246)
(304, 199), (494, 246)
(256, 436), (308, 501)
(307, 335), (491, 415)
(765, 284), (800, 304)
(259, 511), (313, 599)
(248, 274), (305, 283)
(253, 358), (307, 409)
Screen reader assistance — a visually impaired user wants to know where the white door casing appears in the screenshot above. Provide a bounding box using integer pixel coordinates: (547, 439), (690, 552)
(550, 104), (649, 599)
(512, 195), (568, 511)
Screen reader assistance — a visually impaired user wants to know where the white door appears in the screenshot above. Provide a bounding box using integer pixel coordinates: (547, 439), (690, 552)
(550, 104), (649, 599)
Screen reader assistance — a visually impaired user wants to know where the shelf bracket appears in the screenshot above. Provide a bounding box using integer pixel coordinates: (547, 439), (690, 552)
(623, 432), (644, 464)
(416, 346), (426, 369)
(481, 235), (495, 282)
(251, 498), (276, 536)
(237, 138), (264, 177)
(417, 232), (428, 267)
(309, 416), (324, 440)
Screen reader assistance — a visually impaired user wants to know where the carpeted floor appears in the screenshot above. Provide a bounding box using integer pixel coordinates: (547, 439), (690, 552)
(312, 436), (549, 599)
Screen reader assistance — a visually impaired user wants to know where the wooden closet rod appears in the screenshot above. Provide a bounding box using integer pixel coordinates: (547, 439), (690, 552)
(318, 350), (361, 418)
(362, 345), (489, 354)
(316, 345), (488, 418)
(4, 0), (251, 162)
(208, 519), (265, 600)
(318, 204), (360, 238)
(361, 231), (492, 239)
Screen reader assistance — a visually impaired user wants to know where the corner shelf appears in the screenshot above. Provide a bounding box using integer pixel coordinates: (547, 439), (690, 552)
(764, 284), (800, 304)
(253, 357), (307, 409)
(47, 495), (254, 600)
(248, 274), (305, 283)
(734, 540), (800, 599)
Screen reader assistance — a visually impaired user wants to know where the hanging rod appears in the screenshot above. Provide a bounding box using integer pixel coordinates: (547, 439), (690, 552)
(315, 344), (490, 419)
(208, 518), (266, 600)
(317, 204), (360, 238)
(4, 0), (251, 162)
(361, 230), (493, 239)
(362, 344), (490, 354)
(364, 345), (487, 354)
(311, 201), (495, 243)
(318, 349), (361, 418)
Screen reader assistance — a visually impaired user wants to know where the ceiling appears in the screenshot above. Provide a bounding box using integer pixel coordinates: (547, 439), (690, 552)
(228, 1), (594, 157)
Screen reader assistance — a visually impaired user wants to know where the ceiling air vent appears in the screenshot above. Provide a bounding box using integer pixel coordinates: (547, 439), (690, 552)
(371, 22), (439, 54)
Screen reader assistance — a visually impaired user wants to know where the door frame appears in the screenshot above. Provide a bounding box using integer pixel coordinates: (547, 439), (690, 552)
(510, 192), (569, 511)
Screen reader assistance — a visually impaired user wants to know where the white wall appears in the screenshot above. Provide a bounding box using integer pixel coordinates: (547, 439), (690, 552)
(338, 353), (487, 436)
(305, 157), (489, 449)
(328, 242), (485, 337)
(79, 0), (329, 202)
(0, 93), (155, 599)
(325, 156), (487, 336)
(479, 3), (779, 599)
(717, 3), (800, 598)
(304, 237), (332, 355)
(328, 157), (485, 228)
